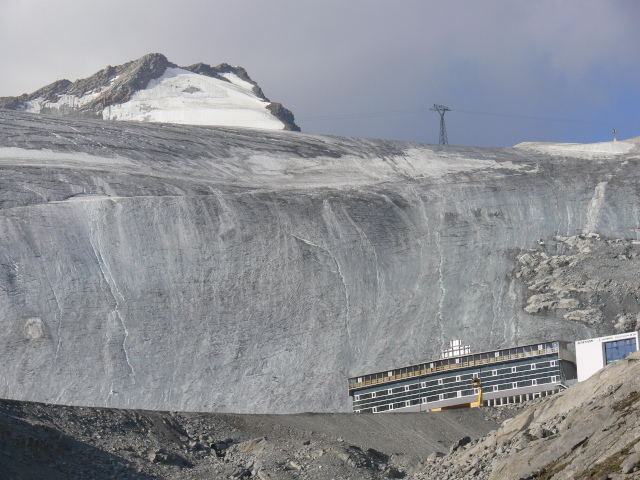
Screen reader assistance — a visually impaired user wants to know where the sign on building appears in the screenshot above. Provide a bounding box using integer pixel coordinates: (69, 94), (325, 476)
(575, 331), (639, 382)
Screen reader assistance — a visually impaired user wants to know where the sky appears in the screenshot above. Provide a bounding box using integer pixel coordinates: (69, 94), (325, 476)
(1, 0), (638, 147)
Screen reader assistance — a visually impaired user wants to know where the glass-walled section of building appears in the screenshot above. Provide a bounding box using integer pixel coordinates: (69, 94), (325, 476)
(605, 338), (637, 365)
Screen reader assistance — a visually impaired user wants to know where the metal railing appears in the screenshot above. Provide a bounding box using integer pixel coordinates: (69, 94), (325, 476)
(349, 348), (558, 391)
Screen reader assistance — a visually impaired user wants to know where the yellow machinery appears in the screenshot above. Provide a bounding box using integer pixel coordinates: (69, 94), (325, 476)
(429, 377), (483, 411)
(471, 377), (483, 408)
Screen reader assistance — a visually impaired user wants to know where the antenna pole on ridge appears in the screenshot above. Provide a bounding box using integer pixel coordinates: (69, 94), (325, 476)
(430, 104), (450, 145)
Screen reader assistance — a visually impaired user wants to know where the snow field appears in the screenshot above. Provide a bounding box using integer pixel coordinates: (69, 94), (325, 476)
(103, 68), (285, 129)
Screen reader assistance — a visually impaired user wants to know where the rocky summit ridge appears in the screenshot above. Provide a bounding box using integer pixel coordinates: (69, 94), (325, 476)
(0, 53), (300, 131)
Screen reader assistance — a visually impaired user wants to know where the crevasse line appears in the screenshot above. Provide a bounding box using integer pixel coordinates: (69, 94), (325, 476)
(291, 234), (351, 341)
(583, 182), (607, 235)
(85, 204), (135, 377)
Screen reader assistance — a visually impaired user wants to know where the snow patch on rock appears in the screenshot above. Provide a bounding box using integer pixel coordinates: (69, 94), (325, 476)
(514, 139), (638, 157)
(102, 67), (284, 129)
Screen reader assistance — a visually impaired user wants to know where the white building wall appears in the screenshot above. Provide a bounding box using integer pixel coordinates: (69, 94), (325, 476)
(576, 331), (639, 382)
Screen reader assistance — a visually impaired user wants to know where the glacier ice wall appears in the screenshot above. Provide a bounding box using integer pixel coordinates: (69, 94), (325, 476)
(1, 110), (639, 413)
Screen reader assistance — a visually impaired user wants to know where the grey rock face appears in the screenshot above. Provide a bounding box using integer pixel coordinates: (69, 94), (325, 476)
(0, 110), (639, 413)
(0, 53), (173, 118)
(182, 62), (267, 100)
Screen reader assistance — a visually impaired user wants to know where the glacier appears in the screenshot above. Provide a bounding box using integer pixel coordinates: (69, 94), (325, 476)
(1, 109), (639, 413)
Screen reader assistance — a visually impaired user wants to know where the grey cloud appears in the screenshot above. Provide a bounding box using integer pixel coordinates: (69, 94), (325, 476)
(1, 0), (638, 146)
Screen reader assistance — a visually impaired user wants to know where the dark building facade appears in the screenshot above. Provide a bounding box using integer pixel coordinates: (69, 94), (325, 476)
(348, 341), (577, 413)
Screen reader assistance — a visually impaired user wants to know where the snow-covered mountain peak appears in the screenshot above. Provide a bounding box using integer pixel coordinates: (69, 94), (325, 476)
(0, 53), (300, 131)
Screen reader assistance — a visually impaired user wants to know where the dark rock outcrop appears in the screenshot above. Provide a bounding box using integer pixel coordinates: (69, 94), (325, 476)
(0, 396), (501, 480)
(266, 102), (301, 131)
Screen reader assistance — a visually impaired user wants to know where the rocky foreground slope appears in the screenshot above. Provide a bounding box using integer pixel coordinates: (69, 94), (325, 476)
(0, 396), (506, 479)
(1, 110), (640, 413)
(416, 350), (640, 480)
(1, 352), (638, 479)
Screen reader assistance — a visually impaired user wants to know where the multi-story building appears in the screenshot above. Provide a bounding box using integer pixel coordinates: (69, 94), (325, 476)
(348, 340), (577, 413)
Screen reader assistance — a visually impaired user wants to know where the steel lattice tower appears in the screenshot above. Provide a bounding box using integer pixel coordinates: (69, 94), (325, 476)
(430, 104), (450, 145)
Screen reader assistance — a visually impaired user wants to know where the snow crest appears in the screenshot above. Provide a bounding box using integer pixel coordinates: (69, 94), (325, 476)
(103, 68), (284, 129)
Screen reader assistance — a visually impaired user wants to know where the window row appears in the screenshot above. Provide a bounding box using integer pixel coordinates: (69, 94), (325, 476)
(353, 376), (558, 410)
(354, 366), (559, 403)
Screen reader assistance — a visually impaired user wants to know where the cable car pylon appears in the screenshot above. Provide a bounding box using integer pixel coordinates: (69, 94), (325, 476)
(430, 104), (450, 145)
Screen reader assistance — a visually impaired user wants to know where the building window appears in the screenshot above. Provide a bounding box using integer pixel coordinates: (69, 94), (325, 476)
(389, 404), (394, 410)
(604, 338), (637, 365)
(422, 397), (427, 404)
(457, 391), (462, 398)
(373, 407), (378, 413)
(532, 379), (537, 386)
(513, 382), (517, 389)
(355, 395), (360, 401)
(531, 364), (536, 370)
(456, 376), (461, 382)
(405, 386), (410, 392)
(473, 373), (479, 379)
(551, 376), (557, 383)
(388, 389), (393, 395)
(511, 367), (517, 373)
(438, 394), (444, 400)
(538, 344), (543, 351)
(493, 385), (498, 392)
(473, 388), (478, 395)
(438, 379), (443, 385)
(406, 401), (410, 407)
(358, 377), (362, 382)
(421, 382), (426, 388)
(551, 360), (557, 367)
(492, 370), (497, 376)
(372, 392), (376, 398)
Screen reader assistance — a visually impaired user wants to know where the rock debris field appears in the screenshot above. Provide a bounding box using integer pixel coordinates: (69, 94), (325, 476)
(0, 398), (506, 479)
(416, 350), (640, 480)
(2, 351), (639, 479)
(515, 234), (640, 332)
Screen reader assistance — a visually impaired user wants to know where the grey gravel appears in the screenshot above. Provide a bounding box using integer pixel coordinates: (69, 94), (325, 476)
(0, 398), (505, 479)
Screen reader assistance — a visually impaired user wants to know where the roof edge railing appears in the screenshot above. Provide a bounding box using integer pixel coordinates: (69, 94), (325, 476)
(348, 346), (559, 391)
